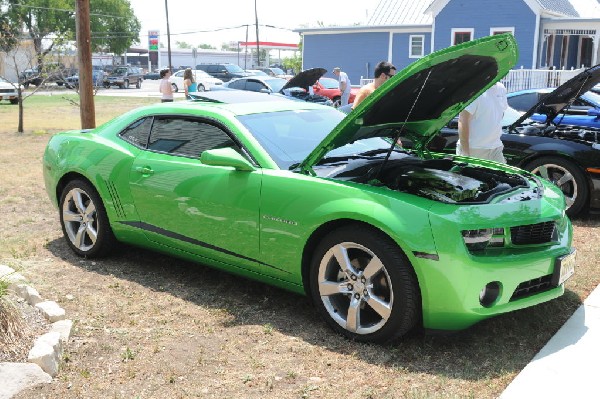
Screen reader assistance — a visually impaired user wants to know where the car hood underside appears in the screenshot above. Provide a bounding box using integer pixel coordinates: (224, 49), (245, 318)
(299, 34), (518, 173)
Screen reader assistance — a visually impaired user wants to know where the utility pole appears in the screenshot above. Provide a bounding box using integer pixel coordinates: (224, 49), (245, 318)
(254, 0), (260, 67)
(76, 0), (95, 129)
(165, 0), (172, 71)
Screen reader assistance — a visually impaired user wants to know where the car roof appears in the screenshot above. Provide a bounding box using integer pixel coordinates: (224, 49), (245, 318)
(136, 96), (324, 118)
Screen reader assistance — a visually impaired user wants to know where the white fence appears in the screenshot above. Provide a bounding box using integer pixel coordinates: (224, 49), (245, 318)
(500, 67), (583, 92)
(359, 67), (583, 92)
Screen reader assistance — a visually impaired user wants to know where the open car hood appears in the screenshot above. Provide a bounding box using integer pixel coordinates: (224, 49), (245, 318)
(281, 67), (327, 91)
(298, 34), (518, 173)
(509, 63), (600, 129)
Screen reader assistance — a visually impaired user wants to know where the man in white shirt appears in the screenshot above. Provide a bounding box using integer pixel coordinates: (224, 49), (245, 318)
(457, 82), (508, 163)
(333, 67), (352, 106)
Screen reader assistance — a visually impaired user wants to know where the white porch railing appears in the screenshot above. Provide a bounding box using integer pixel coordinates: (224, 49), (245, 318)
(359, 67), (584, 92)
(500, 67), (583, 92)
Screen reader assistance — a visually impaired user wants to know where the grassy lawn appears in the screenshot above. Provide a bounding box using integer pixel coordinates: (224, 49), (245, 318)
(0, 94), (158, 134)
(0, 95), (598, 398)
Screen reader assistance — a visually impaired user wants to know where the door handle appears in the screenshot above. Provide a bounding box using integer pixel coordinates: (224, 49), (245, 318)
(135, 166), (154, 175)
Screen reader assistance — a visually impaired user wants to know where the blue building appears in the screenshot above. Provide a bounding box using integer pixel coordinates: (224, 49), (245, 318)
(297, 0), (600, 83)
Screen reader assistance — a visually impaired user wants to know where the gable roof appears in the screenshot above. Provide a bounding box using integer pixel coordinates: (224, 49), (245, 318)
(424, 0), (600, 18)
(538, 0), (578, 16)
(367, 0), (432, 25)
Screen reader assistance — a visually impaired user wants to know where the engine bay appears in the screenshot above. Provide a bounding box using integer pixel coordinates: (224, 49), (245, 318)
(317, 154), (536, 204)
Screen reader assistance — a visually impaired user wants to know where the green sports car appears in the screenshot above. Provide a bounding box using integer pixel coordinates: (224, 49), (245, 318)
(43, 34), (576, 343)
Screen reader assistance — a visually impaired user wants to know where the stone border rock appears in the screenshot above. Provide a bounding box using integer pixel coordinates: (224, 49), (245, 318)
(0, 264), (73, 398)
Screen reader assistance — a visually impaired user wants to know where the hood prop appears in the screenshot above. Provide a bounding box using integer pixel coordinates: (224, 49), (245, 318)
(372, 69), (433, 181)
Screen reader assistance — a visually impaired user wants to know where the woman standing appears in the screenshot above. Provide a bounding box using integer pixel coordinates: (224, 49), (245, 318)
(183, 68), (197, 99)
(159, 68), (174, 102)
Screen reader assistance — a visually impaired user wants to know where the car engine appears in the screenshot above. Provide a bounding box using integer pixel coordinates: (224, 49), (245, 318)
(319, 155), (533, 204)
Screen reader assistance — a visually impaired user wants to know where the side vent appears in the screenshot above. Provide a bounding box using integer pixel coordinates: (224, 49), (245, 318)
(105, 181), (126, 218)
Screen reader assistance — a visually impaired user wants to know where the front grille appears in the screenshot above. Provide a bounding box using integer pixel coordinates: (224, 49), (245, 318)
(510, 221), (556, 245)
(510, 274), (553, 301)
(0, 89), (15, 94)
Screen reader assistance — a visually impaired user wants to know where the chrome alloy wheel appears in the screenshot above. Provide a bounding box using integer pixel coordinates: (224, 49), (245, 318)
(531, 163), (577, 209)
(62, 187), (99, 252)
(318, 242), (393, 335)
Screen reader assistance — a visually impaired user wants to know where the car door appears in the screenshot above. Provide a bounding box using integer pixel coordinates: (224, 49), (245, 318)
(128, 115), (263, 265)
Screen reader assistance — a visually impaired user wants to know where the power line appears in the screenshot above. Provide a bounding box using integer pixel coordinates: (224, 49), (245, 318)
(12, 3), (129, 19)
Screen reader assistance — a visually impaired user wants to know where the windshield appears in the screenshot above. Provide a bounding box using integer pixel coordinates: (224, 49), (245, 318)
(582, 91), (600, 107)
(225, 64), (245, 73)
(502, 106), (524, 126)
(113, 67), (128, 74)
(319, 78), (339, 89)
(196, 70), (211, 78)
(264, 78), (287, 93)
(237, 109), (392, 169)
(270, 68), (285, 75)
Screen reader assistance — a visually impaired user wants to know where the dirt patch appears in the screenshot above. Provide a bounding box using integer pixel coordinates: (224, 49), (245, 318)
(1, 98), (599, 398)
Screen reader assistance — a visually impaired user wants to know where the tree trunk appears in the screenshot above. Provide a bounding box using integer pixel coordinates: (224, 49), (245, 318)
(17, 88), (24, 133)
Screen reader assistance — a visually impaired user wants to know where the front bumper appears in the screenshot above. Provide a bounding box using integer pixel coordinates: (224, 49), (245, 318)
(416, 196), (573, 331)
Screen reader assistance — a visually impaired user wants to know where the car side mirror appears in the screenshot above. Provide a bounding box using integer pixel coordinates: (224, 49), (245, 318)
(200, 147), (255, 171)
(587, 108), (600, 118)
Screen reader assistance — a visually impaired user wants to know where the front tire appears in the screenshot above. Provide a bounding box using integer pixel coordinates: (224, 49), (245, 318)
(59, 180), (116, 258)
(524, 156), (588, 217)
(309, 225), (420, 343)
(135, 79), (141, 89)
(123, 80), (129, 89)
(197, 83), (205, 92)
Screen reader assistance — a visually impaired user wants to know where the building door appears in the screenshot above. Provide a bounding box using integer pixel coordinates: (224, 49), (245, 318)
(580, 37), (593, 67)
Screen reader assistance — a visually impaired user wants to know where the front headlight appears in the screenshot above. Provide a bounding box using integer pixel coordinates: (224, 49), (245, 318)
(462, 228), (505, 251)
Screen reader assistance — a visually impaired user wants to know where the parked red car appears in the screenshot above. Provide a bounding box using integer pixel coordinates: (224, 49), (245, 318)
(312, 77), (359, 106)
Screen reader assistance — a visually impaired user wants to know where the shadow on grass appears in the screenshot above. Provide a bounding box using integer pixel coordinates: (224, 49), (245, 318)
(45, 237), (583, 382)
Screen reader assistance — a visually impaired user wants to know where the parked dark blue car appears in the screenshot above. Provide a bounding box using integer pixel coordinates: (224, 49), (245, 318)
(507, 88), (600, 128)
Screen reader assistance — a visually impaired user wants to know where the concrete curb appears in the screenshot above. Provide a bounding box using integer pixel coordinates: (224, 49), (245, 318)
(0, 264), (73, 397)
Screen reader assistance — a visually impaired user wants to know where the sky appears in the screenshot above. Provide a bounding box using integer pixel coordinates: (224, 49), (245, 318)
(128, 0), (378, 50)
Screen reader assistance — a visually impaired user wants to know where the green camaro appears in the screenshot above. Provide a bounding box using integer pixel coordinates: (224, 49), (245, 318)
(43, 34), (575, 343)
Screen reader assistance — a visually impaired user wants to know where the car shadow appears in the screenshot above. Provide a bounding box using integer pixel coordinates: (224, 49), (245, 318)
(45, 237), (583, 381)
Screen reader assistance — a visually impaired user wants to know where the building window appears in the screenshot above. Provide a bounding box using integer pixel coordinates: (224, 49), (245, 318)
(490, 27), (515, 36)
(451, 28), (474, 45)
(409, 35), (425, 58)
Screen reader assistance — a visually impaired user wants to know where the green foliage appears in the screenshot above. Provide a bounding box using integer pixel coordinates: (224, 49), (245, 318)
(198, 43), (216, 50)
(176, 41), (193, 49)
(0, 276), (8, 299)
(282, 39), (302, 74)
(2, 0), (140, 60)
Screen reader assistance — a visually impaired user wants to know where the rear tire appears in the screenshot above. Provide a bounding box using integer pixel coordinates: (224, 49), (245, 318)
(9, 98), (18, 105)
(524, 156), (589, 217)
(59, 179), (117, 258)
(309, 224), (420, 343)
(135, 80), (141, 89)
(171, 83), (178, 92)
(197, 84), (205, 92)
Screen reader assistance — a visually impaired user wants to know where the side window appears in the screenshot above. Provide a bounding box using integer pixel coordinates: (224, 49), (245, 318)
(245, 80), (266, 92)
(207, 65), (219, 73)
(148, 117), (236, 158)
(507, 93), (538, 112)
(228, 80), (246, 90)
(174, 70), (184, 78)
(119, 117), (153, 148)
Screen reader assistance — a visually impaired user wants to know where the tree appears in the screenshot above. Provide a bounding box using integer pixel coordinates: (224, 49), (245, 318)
(220, 43), (238, 52)
(176, 41), (193, 49)
(283, 39), (302, 75)
(2, 0), (140, 65)
(198, 43), (216, 50)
